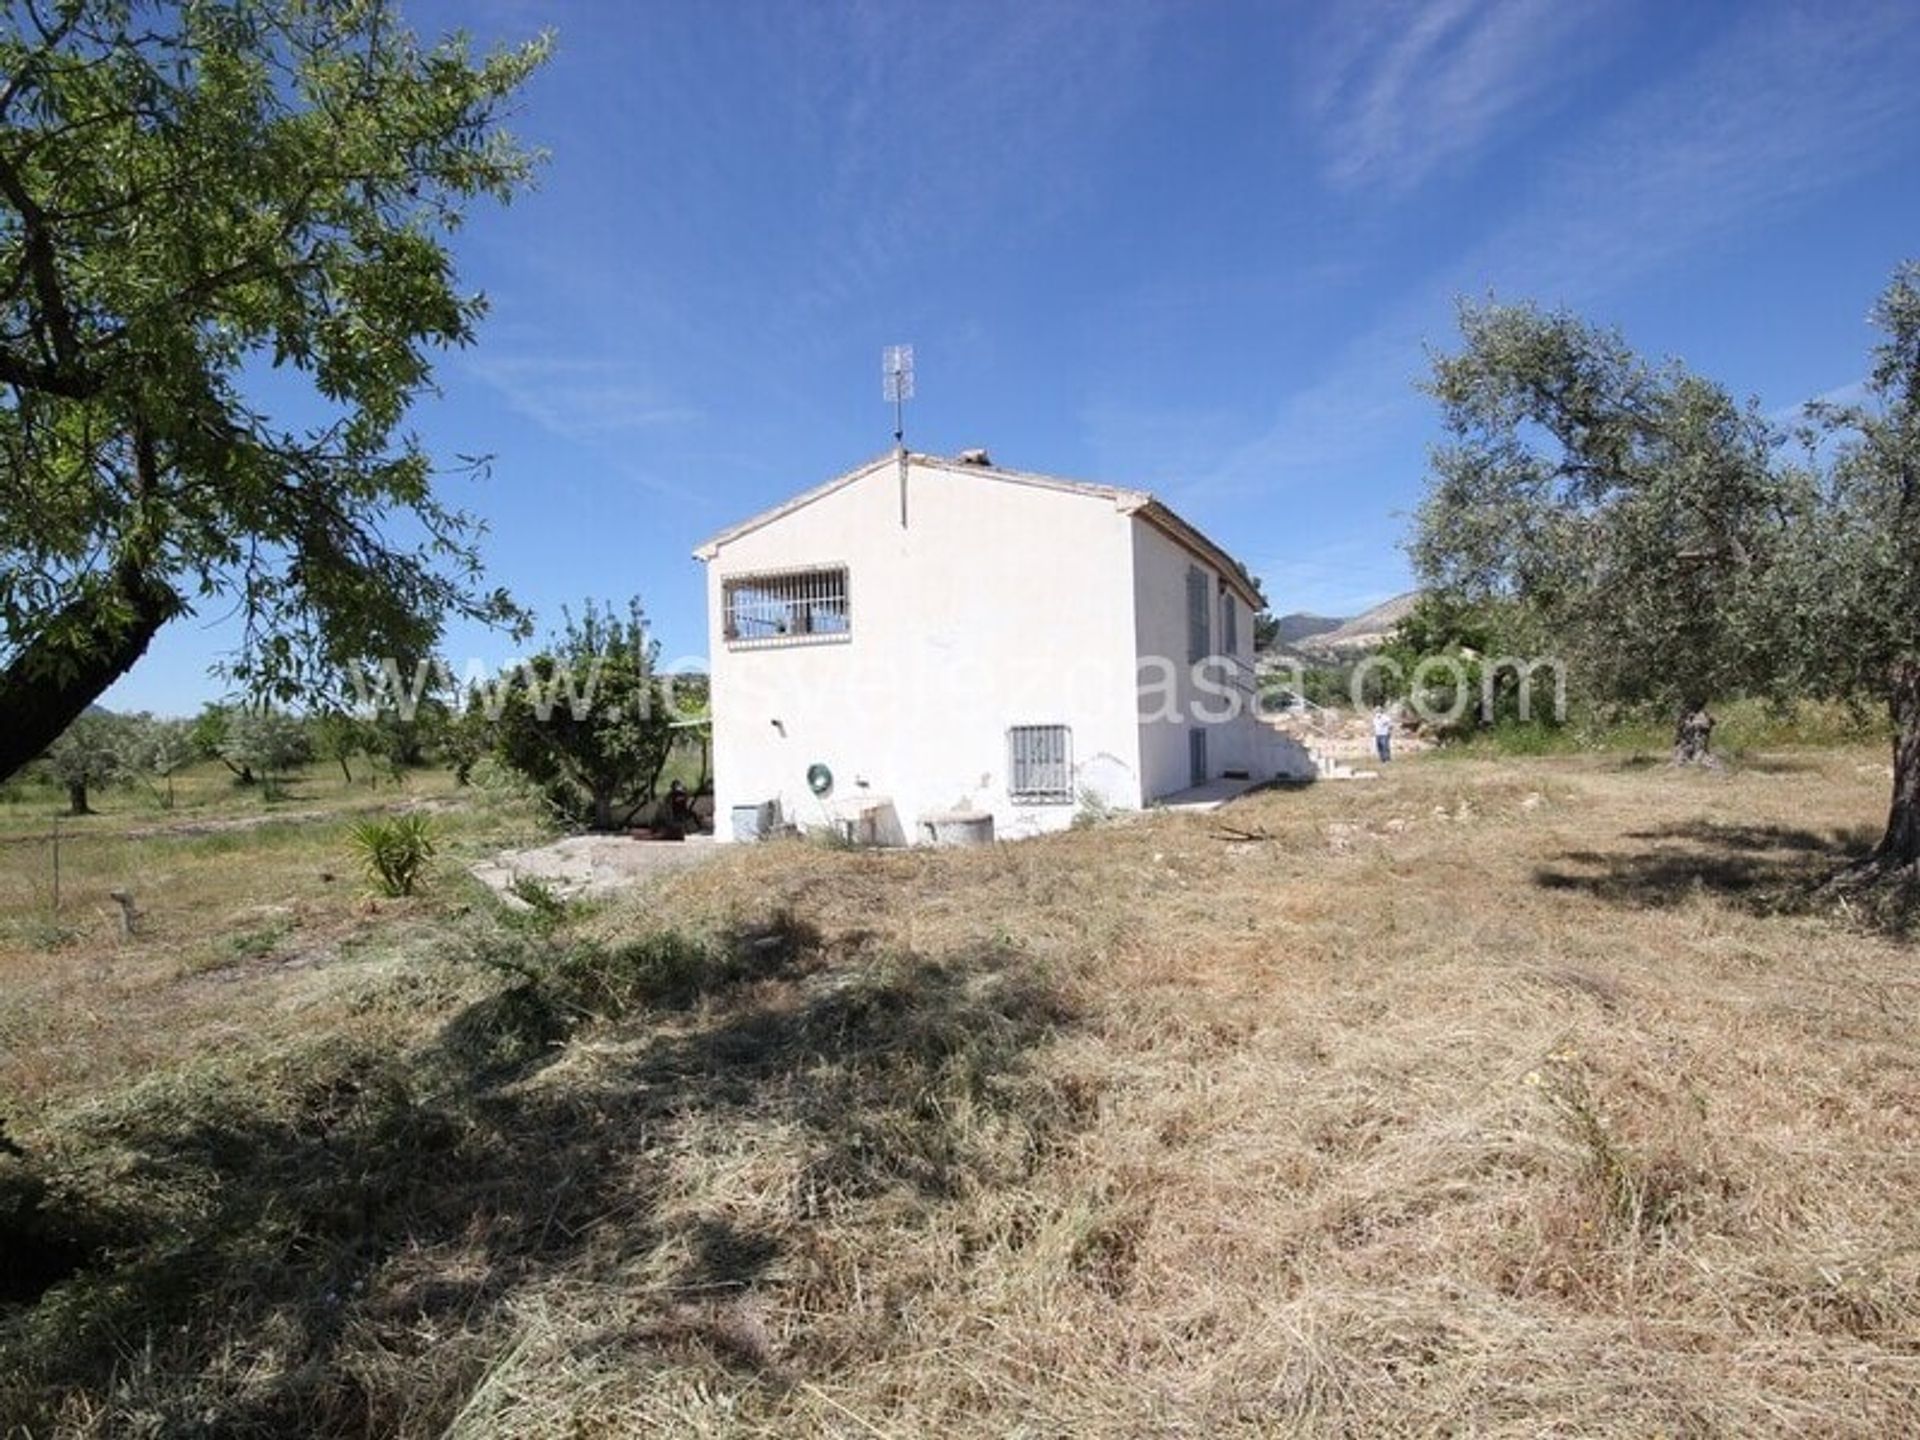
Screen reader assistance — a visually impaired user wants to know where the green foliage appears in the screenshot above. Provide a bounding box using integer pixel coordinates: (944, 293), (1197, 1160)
(1788, 263), (1920, 710)
(191, 703), (256, 784)
(1259, 660), (1385, 712)
(347, 814), (437, 898)
(467, 914), (810, 1030)
(309, 710), (369, 785)
(1781, 264), (1920, 864)
(1379, 593), (1563, 737)
(1413, 265), (1920, 865)
(41, 712), (125, 812)
(1413, 298), (1801, 720)
(491, 599), (678, 831)
(0, 0), (548, 779)
(440, 697), (495, 786)
(219, 707), (312, 798)
(116, 714), (198, 807)
(1071, 786), (1117, 830)
(504, 875), (572, 928)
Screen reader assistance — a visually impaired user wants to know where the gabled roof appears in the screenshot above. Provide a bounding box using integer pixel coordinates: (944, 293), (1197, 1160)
(693, 450), (1264, 608)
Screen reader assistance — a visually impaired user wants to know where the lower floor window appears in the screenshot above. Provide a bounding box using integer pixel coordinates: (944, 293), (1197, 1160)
(1009, 724), (1072, 802)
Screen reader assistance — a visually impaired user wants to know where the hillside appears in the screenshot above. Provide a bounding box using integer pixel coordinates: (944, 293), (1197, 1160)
(4, 748), (1916, 1434)
(1269, 611), (1344, 645)
(1298, 589), (1422, 653)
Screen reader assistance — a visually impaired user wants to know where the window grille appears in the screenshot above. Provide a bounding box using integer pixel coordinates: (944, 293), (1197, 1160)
(1008, 725), (1072, 803)
(722, 567), (850, 647)
(1187, 565), (1210, 664)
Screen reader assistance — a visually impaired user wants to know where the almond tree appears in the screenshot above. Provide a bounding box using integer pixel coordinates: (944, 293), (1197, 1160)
(0, 0), (546, 780)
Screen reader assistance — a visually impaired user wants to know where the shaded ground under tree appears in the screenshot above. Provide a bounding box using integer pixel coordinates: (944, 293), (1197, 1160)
(0, 914), (1081, 1435)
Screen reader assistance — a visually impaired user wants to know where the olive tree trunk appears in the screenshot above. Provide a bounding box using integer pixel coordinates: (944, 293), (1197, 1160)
(1878, 659), (1920, 868)
(1671, 703), (1716, 766)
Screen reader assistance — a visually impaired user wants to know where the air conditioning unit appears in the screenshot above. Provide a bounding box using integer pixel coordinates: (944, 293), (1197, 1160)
(730, 799), (780, 842)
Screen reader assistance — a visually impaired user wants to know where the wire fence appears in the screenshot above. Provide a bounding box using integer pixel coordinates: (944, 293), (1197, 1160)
(2, 820), (175, 939)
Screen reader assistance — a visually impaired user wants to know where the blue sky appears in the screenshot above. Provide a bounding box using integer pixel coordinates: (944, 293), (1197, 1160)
(107, 0), (1920, 714)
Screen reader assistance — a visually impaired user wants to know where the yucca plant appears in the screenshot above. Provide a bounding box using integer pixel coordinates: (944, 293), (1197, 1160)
(347, 814), (437, 897)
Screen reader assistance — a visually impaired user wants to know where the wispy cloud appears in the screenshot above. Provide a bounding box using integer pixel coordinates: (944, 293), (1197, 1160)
(1305, 0), (1622, 192)
(1768, 378), (1868, 426)
(1473, 0), (1920, 301)
(1107, 0), (1920, 619)
(1192, 0), (1920, 501)
(770, 1), (1168, 326)
(460, 353), (710, 505)
(465, 356), (700, 442)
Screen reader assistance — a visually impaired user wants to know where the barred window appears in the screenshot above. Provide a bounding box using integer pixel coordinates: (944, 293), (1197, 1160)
(722, 567), (850, 647)
(1008, 724), (1072, 803)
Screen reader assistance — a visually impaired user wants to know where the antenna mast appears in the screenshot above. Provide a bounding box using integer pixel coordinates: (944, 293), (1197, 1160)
(882, 343), (914, 449)
(882, 344), (915, 528)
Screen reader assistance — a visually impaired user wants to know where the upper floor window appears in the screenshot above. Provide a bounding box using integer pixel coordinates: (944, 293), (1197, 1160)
(1186, 565), (1210, 664)
(723, 566), (850, 647)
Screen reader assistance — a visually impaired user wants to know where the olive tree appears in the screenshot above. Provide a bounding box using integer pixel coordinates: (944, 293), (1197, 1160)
(1412, 299), (1803, 764)
(119, 712), (197, 807)
(1792, 264), (1920, 874)
(42, 709), (123, 813)
(0, 0), (546, 780)
(1415, 269), (1920, 880)
(219, 705), (311, 798)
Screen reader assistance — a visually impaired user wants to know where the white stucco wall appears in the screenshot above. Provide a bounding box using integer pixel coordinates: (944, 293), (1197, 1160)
(704, 457), (1147, 843)
(1129, 520), (1261, 802)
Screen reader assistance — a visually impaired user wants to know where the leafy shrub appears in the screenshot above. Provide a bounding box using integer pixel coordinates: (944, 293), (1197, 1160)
(1072, 786), (1117, 829)
(505, 874), (570, 921)
(490, 599), (677, 831)
(347, 814), (437, 897)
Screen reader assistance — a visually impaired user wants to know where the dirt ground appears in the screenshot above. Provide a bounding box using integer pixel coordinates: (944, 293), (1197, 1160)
(4, 743), (1917, 1437)
(469, 832), (724, 903)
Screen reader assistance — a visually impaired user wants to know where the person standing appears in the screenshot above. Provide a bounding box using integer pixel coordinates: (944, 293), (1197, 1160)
(1372, 706), (1393, 763)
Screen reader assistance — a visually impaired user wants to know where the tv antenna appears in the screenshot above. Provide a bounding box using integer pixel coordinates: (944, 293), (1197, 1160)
(882, 343), (914, 449)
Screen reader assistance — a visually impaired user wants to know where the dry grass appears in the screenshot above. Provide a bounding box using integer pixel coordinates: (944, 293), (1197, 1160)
(4, 745), (1918, 1435)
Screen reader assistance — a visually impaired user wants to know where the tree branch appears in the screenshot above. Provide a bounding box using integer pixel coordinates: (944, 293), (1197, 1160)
(0, 147), (89, 381)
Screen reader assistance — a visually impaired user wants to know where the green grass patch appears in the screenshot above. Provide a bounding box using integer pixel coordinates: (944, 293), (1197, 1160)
(1431, 699), (1881, 762)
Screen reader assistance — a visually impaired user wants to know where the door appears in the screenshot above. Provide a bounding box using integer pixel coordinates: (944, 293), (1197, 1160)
(1189, 726), (1207, 787)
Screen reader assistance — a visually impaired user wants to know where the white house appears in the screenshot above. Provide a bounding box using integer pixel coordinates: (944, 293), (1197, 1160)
(694, 448), (1311, 844)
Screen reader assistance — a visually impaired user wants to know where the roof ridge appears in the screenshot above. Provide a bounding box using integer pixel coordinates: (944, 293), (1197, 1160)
(694, 451), (1264, 608)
